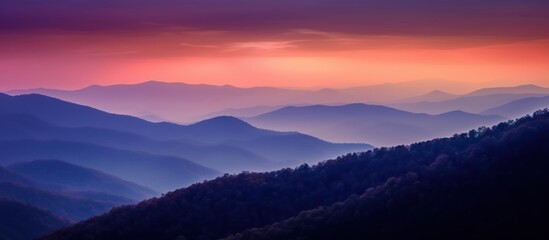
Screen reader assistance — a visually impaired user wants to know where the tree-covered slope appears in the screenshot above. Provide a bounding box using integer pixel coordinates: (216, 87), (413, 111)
(227, 111), (549, 240)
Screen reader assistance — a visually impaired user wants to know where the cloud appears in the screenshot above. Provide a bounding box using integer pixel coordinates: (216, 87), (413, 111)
(180, 42), (219, 49)
(228, 41), (299, 51)
(1, 0), (548, 59)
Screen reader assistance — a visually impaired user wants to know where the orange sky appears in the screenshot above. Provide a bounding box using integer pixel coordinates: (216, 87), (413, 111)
(2, 35), (548, 91)
(1, 1), (548, 91)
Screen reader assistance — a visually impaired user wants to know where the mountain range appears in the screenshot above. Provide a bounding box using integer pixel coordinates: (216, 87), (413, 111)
(7, 82), (548, 146)
(6, 80), (481, 123)
(44, 110), (549, 240)
(0, 93), (372, 184)
(0, 91), (373, 239)
(2, 81), (548, 239)
(6, 81), (354, 123)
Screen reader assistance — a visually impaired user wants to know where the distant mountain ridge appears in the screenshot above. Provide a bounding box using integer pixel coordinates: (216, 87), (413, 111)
(7, 81), (546, 124)
(464, 84), (549, 97)
(392, 84), (549, 114)
(394, 90), (458, 103)
(482, 96), (549, 119)
(246, 103), (504, 146)
(393, 93), (548, 114)
(6, 79), (479, 123)
(200, 105), (285, 119)
(6, 81), (355, 123)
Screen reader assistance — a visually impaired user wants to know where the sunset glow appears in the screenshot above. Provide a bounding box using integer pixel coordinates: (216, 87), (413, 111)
(1, 0), (548, 90)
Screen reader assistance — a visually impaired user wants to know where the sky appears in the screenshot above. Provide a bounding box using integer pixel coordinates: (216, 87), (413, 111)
(1, 0), (549, 90)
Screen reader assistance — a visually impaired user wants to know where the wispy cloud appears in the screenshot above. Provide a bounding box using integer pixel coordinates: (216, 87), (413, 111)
(227, 41), (299, 51)
(180, 42), (218, 48)
(2, 0), (548, 59)
(72, 48), (140, 57)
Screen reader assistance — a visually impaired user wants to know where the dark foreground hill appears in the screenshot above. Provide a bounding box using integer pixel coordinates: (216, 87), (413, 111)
(0, 182), (120, 221)
(0, 139), (219, 192)
(45, 110), (549, 240)
(0, 198), (70, 240)
(8, 160), (156, 201)
(1, 160), (151, 238)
